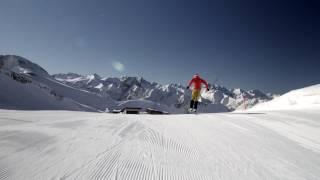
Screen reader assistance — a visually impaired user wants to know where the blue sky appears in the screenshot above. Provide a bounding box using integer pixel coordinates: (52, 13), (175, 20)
(0, 0), (319, 93)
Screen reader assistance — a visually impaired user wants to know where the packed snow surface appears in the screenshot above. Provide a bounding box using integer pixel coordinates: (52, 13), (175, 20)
(0, 109), (320, 180)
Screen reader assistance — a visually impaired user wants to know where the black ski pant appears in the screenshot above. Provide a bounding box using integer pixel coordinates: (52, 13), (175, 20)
(190, 100), (198, 110)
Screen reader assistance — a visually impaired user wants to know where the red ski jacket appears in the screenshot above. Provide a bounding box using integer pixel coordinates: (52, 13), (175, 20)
(188, 75), (209, 90)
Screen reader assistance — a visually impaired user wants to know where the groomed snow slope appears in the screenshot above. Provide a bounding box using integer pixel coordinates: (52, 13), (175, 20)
(0, 110), (320, 180)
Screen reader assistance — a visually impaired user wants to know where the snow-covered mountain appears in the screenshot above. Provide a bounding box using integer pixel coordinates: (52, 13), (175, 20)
(53, 72), (273, 112)
(0, 55), (115, 112)
(0, 55), (49, 77)
(0, 55), (273, 113)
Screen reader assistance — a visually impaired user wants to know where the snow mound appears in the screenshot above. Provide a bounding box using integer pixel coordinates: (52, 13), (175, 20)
(250, 84), (320, 111)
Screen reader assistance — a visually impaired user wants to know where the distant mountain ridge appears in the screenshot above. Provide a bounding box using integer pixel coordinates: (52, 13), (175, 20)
(52, 73), (273, 112)
(0, 55), (273, 113)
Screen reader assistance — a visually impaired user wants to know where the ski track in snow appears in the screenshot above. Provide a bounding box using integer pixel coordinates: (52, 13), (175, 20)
(0, 110), (320, 179)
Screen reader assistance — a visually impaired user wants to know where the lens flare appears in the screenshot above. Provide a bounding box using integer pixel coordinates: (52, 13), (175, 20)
(112, 61), (124, 72)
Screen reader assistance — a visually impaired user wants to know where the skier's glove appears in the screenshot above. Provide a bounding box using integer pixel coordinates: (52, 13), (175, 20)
(207, 88), (210, 91)
(186, 86), (190, 89)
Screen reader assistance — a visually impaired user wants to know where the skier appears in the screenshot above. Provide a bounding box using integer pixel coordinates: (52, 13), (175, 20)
(187, 74), (209, 113)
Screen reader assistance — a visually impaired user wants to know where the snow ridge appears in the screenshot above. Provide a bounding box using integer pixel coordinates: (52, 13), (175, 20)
(249, 84), (320, 111)
(53, 73), (273, 112)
